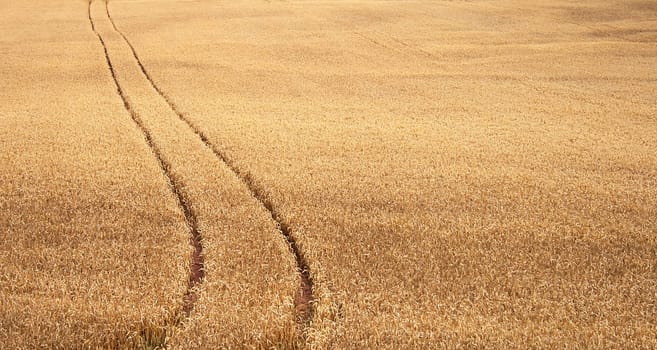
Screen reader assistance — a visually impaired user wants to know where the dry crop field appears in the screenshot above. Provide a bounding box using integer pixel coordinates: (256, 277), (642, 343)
(1, 0), (656, 348)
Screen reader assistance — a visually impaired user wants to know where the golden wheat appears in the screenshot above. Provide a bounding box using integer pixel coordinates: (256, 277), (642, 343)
(2, 0), (656, 348)
(107, 0), (657, 348)
(0, 0), (190, 347)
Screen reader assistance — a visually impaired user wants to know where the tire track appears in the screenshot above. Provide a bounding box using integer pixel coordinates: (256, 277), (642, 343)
(354, 31), (389, 49)
(382, 32), (440, 60)
(355, 31), (440, 60)
(88, 0), (205, 318)
(356, 30), (618, 108)
(104, 0), (315, 332)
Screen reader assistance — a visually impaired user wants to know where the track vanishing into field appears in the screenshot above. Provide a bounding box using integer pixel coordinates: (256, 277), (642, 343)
(103, 2), (315, 323)
(88, 0), (314, 340)
(88, 0), (205, 317)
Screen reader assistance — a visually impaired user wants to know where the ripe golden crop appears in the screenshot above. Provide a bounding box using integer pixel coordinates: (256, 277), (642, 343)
(2, 0), (656, 348)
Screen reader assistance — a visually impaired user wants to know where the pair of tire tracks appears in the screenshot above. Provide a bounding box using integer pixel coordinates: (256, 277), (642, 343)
(354, 31), (441, 61)
(88, 0), (205, 318)
(354, 30), (618, 109)
(88, 0), (313, 340)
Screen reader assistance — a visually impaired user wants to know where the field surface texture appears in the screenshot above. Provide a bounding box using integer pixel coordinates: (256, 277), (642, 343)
(1, 0), (657, 348)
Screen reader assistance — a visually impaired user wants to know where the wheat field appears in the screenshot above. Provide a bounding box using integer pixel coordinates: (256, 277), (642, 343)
(1, 0), (656, 348)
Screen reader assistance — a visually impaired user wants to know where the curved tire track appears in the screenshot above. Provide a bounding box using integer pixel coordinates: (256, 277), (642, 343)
(88, 0), (205, 318)
(103, 0), (315, 334)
